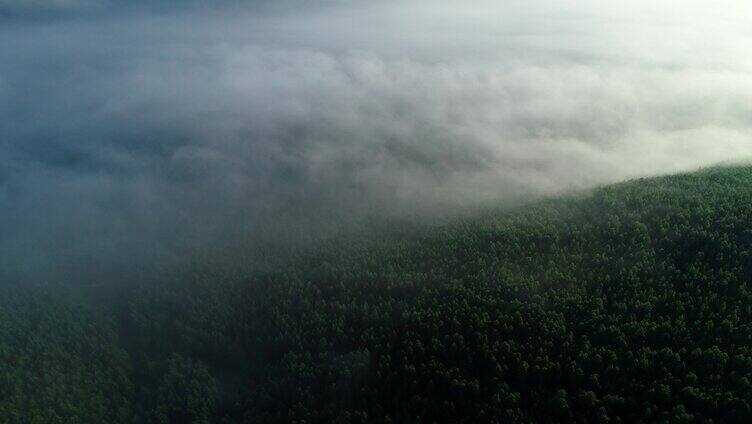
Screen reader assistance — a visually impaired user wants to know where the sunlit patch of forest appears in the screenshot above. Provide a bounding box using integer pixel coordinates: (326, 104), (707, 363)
(2, 166), (752, 422)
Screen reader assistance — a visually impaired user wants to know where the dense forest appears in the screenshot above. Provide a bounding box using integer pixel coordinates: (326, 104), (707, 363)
(3, 165), (752, 423)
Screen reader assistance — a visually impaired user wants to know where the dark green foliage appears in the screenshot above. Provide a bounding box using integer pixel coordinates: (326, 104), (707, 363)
(0, 286), (134, 423)
(151, 354), (219, 423)
(3, 165), (752, 422)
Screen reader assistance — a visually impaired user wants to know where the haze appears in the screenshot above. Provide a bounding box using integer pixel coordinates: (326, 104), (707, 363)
(1, 0), (751, 283)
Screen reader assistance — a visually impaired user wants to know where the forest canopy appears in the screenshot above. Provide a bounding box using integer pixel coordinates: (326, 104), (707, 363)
(2, 165), (752, 422)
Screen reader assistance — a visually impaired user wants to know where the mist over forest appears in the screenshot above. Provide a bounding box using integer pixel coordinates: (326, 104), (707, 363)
(3, 3), (752, 422)
(2, 0), (751, 283)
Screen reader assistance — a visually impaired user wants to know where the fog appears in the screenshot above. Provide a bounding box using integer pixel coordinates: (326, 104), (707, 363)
(1, 0), (752, 283)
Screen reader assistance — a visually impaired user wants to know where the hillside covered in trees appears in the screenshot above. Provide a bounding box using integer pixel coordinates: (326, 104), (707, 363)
(2, 165), (752, 422)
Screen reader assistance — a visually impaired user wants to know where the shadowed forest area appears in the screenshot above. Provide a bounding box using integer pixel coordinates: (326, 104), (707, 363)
(2, 165), (752, 422)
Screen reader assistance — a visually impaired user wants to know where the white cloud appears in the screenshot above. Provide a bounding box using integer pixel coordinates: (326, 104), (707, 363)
(1, 0), (752, 281)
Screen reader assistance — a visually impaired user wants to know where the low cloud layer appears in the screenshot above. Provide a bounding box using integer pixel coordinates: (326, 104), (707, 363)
(1, 0), (752, 283)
